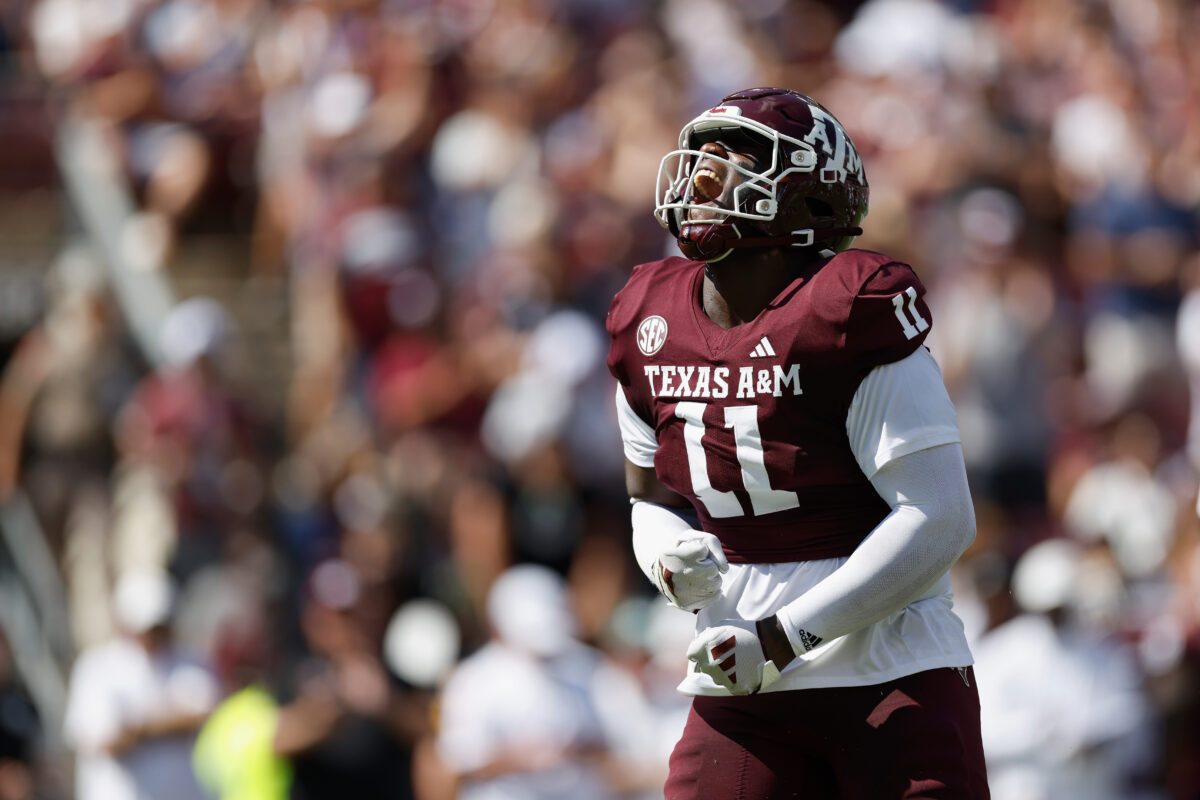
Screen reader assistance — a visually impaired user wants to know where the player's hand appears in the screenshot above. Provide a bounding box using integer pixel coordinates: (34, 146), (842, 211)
(686, 620), (781, 696)
(653, 532), (729, 611)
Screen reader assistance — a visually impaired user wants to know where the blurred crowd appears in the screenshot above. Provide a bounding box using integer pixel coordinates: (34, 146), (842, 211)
(0, 0), (1198, 798)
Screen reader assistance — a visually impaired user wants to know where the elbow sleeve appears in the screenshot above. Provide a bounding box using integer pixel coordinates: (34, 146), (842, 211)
(777, 443), (975, 655)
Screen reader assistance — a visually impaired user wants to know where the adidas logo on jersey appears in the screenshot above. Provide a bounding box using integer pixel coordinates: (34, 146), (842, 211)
(796, 629), (824, 652)
(749, 336), (776, 358)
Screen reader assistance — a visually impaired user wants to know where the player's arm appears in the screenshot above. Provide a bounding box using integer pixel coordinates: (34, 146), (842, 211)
(758, 441), (975, 668)
(698, 439), (972, 693)
(615, 386), (728, 611)
(689, 349), (974, 694)
(762, 347), (974, 668)
(625, 460), (690, 509)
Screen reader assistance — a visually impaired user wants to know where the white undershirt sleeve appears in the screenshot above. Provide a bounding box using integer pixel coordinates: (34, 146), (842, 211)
(846, 347), (961, 479)
(615, 385), (657, 468)
(774, 351), (971, 658)
(776, 442), (976, 657)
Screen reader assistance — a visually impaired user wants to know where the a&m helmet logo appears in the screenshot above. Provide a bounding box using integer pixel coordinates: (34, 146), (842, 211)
(637, 315), (668, 356)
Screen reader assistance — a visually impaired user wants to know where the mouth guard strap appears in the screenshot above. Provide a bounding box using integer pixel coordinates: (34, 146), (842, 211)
(720, 226), (863, 250)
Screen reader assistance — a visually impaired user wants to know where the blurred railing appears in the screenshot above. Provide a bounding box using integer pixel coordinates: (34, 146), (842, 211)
(0, 488), (69, 757)
(54, 115), (176, 368)
(0, 111), (188, 759)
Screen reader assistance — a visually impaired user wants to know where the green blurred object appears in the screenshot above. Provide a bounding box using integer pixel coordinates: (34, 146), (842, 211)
(193, 686), (291, 800)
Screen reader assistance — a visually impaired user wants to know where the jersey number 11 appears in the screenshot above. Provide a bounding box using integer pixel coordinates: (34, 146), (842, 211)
(675, 401), (800, 519)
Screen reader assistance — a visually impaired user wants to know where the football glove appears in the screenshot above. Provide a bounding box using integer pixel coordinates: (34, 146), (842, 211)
(652, 532), (729, 612)
(686, 619), (782, 696)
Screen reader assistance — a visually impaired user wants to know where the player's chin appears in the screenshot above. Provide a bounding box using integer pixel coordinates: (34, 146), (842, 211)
(685, 204), (729, 222)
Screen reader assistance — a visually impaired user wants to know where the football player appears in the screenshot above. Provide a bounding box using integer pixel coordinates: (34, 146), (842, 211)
(606, 88), (989, 798)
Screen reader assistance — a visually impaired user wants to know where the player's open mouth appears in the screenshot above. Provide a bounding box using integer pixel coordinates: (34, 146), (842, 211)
(692, 167), (724, 202)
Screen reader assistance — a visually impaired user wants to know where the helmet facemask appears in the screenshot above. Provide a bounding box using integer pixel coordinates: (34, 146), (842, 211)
(656, 116), (818, 261)
(654, 91), (868, 262)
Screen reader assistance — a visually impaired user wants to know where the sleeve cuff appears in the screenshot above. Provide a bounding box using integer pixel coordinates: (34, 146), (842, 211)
(863, 429), (961, 479)
(776, 606), (826, 658)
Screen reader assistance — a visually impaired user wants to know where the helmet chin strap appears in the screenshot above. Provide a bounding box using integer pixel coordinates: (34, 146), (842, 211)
(679, 223), (863, 262)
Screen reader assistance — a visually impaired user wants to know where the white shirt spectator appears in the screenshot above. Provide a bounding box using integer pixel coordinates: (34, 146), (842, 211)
(973, 540), (1155, 800)
(63, 568), (218, 800)
(437, 640), (619, 800)
(436, 564), (664, 800)
(63, 637), (218, 800)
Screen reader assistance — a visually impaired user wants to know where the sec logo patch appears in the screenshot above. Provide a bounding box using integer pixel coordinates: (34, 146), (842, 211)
(637, 315), (668, 356)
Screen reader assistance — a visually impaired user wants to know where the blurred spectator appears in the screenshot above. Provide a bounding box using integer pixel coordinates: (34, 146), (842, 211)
(926, 189), (1057, 523)
(273, 558), (427, 800)
(0, 247), (135, 525)
(1064, 412), (1180, 582)
(0, 0), (1197, 796)
(0, 626), (40, 800)
(194, 682), (289, 800)
(434, 563), (657, 800)
(192, 619), (290, 800)
(1178, 259), (1200, 493)
(186, 530), (291, 800)
(974, 538), (1157, 800)
(599, 598), (696, 800)
(382, 598), (462, 800)
(62, 567), (218, 800)
(111, 296), (263, 583)
(0, 247), (143, 651)
(1151, 507), (1200, 798)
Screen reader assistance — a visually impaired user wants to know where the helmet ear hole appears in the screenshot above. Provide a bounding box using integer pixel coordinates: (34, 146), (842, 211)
(805, 197), (833, 219)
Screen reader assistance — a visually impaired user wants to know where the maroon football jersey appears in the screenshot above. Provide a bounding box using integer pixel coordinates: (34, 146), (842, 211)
(606, 249), (934, 564)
